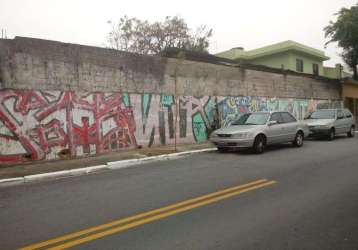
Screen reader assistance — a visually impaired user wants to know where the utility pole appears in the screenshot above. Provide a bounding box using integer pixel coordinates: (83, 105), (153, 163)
(173, 50), (185, 152)
(174, 68), (178, 152)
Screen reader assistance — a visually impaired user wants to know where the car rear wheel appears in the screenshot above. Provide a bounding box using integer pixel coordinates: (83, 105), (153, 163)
(253, 135), (265, 154)
(293, 131), (304, 147)
(328, 128), (335, 141)
(348, 126), (355, 138)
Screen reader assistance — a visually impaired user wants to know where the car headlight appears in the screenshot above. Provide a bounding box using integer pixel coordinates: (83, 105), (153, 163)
(232, 132), (250, 138)
(210, 132), (218, 138)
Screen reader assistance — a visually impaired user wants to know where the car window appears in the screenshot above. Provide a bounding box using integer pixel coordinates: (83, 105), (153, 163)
(337, 110), (344, 119)
(344, 109), (353, 118)
(231, 113), (270, 125)
(281, 112), (297, 123)
(270, 113), (284, 123)
(309, 110), (336, 119)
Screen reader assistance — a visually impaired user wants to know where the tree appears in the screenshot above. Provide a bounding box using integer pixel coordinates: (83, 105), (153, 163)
(324, 4), (358, 80)
(107, 16), (212, 55)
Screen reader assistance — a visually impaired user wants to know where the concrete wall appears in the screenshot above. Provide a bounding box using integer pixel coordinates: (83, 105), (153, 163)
(0, 37), (342, 163)
(343, 83), (358, 99)
(0, 37), (341, 99)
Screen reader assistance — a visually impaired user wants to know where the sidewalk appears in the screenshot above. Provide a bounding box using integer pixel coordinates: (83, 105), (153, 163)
(0, 143), (215, 179)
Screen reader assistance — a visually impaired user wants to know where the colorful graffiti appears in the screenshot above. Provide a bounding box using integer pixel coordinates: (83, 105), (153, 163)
(0, 90), (136, 162)
(0, 90), (340, 163)
(217, 96), (340, 127)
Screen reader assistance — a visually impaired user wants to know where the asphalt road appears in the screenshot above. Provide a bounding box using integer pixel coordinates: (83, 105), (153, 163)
(1, 135), (358, 250)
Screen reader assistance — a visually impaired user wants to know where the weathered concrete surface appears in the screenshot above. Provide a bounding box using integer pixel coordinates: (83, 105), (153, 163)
(0, 37), (341, 100)
(0, 37), (168, 93)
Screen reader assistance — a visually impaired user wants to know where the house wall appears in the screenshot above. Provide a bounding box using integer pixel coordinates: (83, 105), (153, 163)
(248, 52), (291, 70)
(324, 66), (352, 79)
(343, 83), (358, 125)
(247, 51), (324, 76)
(288, 52), (324, 75)
(0, 37), (342, 164)
(324, 67), (340, 79)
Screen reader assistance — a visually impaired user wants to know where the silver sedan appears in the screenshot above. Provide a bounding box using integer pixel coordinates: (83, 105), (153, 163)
(210, 111), (309, 153)
(305, 108), (355, 140)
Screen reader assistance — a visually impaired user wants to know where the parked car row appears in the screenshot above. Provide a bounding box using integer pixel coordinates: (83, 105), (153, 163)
(210, 109), (356, 153)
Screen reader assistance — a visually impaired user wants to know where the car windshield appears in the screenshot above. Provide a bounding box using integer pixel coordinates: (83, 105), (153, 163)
(309, 110), (336, 119)
(231, 113), (269, 125)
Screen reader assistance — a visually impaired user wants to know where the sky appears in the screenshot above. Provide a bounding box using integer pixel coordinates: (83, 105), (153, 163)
(0, 0), (357, 67)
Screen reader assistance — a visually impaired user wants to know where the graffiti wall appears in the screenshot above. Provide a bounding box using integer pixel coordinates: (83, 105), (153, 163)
(217, 96), (341, 127)
(0, 89), (339, 163)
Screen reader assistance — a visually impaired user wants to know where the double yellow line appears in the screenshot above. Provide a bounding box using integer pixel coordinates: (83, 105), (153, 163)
(20, 179), (276, 250)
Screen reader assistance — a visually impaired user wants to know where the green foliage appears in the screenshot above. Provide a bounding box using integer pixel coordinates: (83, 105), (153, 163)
(107, 16), (212, 55)
(324, 4), (358, 79)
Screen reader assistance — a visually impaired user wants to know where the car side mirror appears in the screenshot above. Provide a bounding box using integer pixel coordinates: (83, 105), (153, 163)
(268, 120), (278, 126)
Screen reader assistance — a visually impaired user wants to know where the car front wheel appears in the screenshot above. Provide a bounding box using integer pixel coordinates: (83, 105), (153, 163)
(328, 128), (335, 141)
(293, 132), (304, 147)
(253, 135), (265, 154)
(348, 126), (355, 138)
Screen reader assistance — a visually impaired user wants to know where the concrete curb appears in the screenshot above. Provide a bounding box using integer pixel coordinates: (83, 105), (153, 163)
(0, 148), (216, 187)
(0, 177), (25, 187)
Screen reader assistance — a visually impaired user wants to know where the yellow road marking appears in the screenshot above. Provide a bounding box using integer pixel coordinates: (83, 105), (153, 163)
(48, 180), (276, 250)
(20, 179), (267, 250)
(19, 179), (276, 250)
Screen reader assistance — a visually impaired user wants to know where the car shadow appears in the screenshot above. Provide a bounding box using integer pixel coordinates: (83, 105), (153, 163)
(245, 143), (298, 154)
(306, 135), (351, 141)
(212, 135), (355, 155)
(214, 143), (298, 155)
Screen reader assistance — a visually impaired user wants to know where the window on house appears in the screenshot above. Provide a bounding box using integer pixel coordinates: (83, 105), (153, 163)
(312, 63), (319, 75)
(296, 59), (303, 72)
